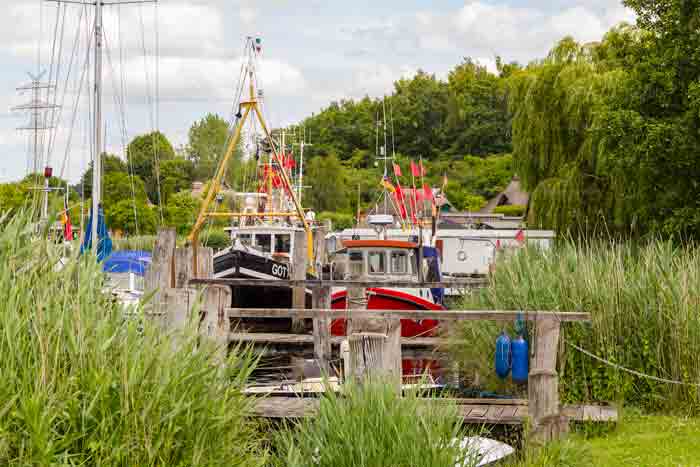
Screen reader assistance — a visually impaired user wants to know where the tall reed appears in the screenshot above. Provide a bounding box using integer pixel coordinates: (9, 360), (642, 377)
(458, 240), (700, 411)
(273, 382), (477, 467)
(0, 212), (267, 465)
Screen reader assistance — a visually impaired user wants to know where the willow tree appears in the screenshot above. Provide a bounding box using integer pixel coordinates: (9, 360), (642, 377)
(508, 28), (648, 235)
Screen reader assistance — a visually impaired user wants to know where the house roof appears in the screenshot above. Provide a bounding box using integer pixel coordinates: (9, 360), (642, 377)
(480, 176), (529, 213)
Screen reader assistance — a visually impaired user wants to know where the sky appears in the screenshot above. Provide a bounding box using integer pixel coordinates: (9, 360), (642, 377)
(0, 0), (635, 184)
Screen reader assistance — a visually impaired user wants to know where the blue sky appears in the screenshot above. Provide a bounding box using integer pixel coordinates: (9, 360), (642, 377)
(0, 0), (634, 184)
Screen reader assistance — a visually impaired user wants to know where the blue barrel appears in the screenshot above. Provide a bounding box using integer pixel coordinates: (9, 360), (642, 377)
(511, 335), (529, 383)
(495, 331), (511, 379)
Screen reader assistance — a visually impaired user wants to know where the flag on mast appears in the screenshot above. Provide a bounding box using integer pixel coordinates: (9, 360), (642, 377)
(410, 160), (420, 177)
(393, 162), (402, 177)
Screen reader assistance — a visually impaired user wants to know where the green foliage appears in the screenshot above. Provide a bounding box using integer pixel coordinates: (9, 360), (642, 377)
(105, 199), (157, 235)
(317, 211), (355, 230)
(127, 131), (176, 204)
(164, 191), (201, 235)
(202, 229), (230, 251)
(80, 153), (127, 199)
(160, 158), (194, 204)
(305, 154), (349, 212)
(0, 182), (30, 211)
(493, 205), (526, 217)
(102, 172), (148, 207)
(458, 240), (700, 412)
(0, 212), (267, 465)
(188, 113), (230, 181)
(273, 382), (475, 467)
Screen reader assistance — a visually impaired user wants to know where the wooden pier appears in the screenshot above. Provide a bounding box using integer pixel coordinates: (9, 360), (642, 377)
(145, 229), (617, 444)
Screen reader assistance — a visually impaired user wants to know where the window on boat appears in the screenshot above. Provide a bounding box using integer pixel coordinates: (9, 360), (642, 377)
(367, 251), (386, 274)
(348, 251), (365, 277)
(238, 234), (252, 247)
(254, 234), (272, 253)
(275, 234), (291, 254)
(390, 251), (408, 274)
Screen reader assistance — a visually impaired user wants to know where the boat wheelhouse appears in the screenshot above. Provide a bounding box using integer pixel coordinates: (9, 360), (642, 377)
(329, 239), (445, 338)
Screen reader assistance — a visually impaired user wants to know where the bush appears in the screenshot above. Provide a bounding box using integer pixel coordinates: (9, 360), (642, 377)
(273, 382), (476, 467)
(455, 240), (700, 412)
(202, 228), (230, 251)
(0, 212), (267, 465)
(317, 211), (355, 230)
(493, 204), (525, 217)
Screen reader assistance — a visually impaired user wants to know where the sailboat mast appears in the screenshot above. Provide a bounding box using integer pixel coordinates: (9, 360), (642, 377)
(91, 0), (103, 254)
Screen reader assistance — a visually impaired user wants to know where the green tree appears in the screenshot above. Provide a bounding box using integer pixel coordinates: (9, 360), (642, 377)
(164, 191), (201, 235)
(0, 182), (30, 212)
(305, 154), (349, 212)
(160, 158), (194, 205)
(79, 154), (127, 199)
(126, 132), (175, 204)
(105, 199), (157, 235)
(188, 114), (230, 181)
(102, 172), (148, 207)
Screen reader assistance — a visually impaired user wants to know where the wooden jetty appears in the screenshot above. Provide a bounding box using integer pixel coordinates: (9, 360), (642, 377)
(145, 229), (617, 444)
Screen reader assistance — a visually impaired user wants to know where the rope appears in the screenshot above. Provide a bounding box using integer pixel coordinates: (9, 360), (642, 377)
(567, 342), (700, 387)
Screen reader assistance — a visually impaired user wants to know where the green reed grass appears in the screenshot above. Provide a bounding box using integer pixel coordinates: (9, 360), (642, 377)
(456, 240), (700, 412)
(272, 382), (478, 467)
(0, 212), (267, 466)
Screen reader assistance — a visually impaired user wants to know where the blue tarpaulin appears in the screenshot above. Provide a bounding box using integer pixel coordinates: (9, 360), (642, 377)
(80, 205), (113, 262)
(102, 250), (152, 276)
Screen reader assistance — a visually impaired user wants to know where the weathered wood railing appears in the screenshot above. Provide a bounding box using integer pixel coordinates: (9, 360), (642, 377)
(144, 229), (609, 444)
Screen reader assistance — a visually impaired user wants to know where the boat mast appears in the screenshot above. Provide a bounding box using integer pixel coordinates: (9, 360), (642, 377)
(91, 0), (103, 253)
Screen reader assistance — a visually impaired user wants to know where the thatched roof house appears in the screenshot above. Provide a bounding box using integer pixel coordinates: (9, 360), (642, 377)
(480, 176), (529, 213)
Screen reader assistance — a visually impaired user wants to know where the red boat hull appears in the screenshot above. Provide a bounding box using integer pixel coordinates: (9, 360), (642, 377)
(330, 288), (444, 338)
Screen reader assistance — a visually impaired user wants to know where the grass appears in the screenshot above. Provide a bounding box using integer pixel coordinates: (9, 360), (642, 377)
(453, 240), (700, 412)
(508, 411), (700, 467)
(272, 382), (480, 467)
(0, 211), (267, 466)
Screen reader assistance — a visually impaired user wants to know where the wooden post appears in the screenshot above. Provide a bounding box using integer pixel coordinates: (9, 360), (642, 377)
(312, 285), (332, 375)
(200, 285), (232, 364)
(144, 228), (176, 312)
(528, 316), (567, 443)
(174, 246), (213, 288)
(292, 230), (307, 333)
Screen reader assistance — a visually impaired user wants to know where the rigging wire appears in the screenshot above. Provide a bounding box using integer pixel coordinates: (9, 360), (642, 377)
(44, 2), (62, 169)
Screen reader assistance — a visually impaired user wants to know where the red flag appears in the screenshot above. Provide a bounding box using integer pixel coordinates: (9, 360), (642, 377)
(393, 191), (407, 219)
(393, 163), (402, 177)
(414, 188), (423, 202)
(410, 160), (420, 177)
(423, 184), (433, 201)
(409, 193), (418, 224)
(515, 229), (525, 244)
(284, 153), (295, 169)
(495, 239), (501, 249)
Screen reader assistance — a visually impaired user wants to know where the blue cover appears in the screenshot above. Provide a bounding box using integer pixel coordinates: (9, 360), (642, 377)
(511, 335), (529, 383)
(495, 331), (512, 379)
(80, 205), (113, 262)
(102, 250), (152, 276)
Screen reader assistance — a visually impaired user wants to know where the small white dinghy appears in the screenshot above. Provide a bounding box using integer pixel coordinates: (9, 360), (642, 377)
(453, 436), (515, 466)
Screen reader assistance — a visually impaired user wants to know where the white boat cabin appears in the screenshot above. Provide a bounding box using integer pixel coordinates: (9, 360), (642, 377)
(223, 225), (305, 260)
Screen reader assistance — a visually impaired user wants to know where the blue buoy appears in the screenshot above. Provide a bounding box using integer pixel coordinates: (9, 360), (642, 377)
(511, 335), (529, 383)
(495, 331), (512, 379)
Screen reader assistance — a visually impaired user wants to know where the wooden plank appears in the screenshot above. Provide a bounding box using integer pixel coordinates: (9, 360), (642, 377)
(312, 285), (332, 374)
(529, 316), (564, 443)
(145, 228), (177, 310)
(228, 332), (448, 347)
(201, 285), (232, 363)
(190, 278), (488, 288)
(291, 231), (307, 332)
(225, 308), (591, 322)
(250, 397), (617, 424)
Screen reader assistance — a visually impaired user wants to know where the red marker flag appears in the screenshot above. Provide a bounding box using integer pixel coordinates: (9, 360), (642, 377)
(61, 198), (73, 241)
(393, 163), (402, 177)
(423, 183), (433, 201)
(515, 229), (526, 244)
(410, 160), (420, 177)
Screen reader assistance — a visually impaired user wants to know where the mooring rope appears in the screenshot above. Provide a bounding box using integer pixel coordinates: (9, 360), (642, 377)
(567, 341), (700, 387)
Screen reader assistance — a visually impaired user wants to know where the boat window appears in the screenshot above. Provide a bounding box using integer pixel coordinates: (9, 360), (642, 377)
(390, 251), (408, 274)
(254, 234), (272, 253)
(275, 234), (291, 254)
(238, 234), (252, 246)
(367, 251), (386, 274)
